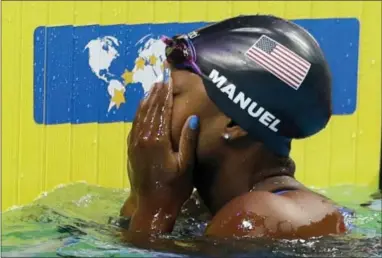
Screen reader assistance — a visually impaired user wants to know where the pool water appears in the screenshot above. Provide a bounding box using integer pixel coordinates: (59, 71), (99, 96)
(1, 183), (381, 257)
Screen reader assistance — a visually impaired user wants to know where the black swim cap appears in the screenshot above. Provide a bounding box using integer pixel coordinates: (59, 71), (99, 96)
(163, 15), (332, 157)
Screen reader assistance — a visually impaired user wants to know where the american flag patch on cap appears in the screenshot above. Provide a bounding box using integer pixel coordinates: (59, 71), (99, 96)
(245, 35), (311, 90)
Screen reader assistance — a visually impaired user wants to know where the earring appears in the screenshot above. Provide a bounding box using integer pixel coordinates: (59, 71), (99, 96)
(223, 133), (231, 140)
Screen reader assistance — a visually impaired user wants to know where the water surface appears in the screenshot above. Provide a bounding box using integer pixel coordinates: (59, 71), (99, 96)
(2, 183), (381, 257)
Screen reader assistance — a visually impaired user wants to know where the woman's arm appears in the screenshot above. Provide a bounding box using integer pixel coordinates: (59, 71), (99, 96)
(120, 192), (137, 218)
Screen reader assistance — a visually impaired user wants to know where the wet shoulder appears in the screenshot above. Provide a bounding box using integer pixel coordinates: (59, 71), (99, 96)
(205, 190), (346, 239)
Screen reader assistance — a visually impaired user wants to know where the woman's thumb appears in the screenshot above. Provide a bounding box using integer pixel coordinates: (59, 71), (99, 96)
(178, 115), (200, 172)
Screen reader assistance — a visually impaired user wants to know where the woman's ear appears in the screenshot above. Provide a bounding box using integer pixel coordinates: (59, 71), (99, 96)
(222, 120), (248, 141)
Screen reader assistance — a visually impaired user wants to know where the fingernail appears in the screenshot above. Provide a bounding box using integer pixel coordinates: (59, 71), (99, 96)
(189, 115), (199, 130)
(163, 68), (171, 84)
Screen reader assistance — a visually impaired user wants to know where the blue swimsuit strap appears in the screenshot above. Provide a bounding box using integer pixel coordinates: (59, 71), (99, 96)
(272, 189), (293, 195)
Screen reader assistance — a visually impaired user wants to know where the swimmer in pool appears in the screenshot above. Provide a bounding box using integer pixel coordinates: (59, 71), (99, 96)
(120, 15), (350, 240)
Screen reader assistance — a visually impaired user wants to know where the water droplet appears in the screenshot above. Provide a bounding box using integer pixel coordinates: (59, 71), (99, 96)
(155, 181), (162, 189)
(345, 53), (349, 58)
(241, 219), (254, 230)
(352, 133), (356, 138)
(40, 192), (48, 197)
(371, 60), (376, 65)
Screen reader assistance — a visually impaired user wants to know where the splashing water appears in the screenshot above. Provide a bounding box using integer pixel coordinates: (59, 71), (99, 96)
(2, 183), (381, 257)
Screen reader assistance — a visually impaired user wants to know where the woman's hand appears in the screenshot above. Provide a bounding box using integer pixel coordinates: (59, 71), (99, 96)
(125, 66), (200, 235)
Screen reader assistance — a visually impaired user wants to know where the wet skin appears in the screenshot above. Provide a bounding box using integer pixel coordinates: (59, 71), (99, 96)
(120, 64), (346, 243)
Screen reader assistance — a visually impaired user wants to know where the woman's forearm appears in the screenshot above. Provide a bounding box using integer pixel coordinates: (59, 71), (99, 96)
(121, 197), (181, 248)
(128, 202), (179, 235)
(120, 193), (138, 218)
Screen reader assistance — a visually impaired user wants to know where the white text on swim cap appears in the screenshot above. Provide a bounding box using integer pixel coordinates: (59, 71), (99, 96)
(209, 69), (281, 132)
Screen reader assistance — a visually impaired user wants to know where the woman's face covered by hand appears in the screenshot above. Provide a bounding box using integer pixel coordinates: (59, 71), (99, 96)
(168, 68), (228, 159)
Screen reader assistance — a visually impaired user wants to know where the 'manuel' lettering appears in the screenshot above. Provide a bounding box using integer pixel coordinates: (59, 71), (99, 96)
(209, 69), (281, 132)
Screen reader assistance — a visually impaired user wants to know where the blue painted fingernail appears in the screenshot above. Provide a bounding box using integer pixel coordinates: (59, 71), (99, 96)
(163, 68), (170, 84)
(189, 115), (199, 130)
